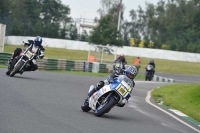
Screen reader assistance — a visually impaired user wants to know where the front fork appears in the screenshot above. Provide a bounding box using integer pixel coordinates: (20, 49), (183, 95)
(14, 57), (27, 72)
(19, 60), (27, 71)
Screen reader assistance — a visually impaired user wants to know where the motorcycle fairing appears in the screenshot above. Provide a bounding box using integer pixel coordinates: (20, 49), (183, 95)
(89, 85), (112, 110)
(89, 77), (131, 110)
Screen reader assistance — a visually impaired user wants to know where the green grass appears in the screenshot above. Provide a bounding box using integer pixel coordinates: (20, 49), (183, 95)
(152, 83), (200, 122)
(3, 45), (200, 122)
(0, 64), (145, 80)
(4, 44), (200, 75)
(0, 64), (7, 68)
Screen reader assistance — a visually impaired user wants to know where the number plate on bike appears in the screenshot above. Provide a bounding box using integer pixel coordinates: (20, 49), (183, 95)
(115, 63), (120, 67)
(117, 86), (127, 96)
(26, 51), (33, 58)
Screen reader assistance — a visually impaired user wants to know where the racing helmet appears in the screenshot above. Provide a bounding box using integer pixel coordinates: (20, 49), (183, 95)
(34, 36), (42, 47)
(124, 66), (137, 80)
(150, 59), (154, 63)
(119, 53), (124, 59)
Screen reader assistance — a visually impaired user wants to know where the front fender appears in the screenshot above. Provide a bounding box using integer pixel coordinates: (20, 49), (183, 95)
(89, 85), (120, 110)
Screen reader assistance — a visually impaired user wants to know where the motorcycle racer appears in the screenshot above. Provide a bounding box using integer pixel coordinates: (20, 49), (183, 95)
(85, 65), (137, 107)
(147, 59), (156, 76)
(6, 36), (45, 75)
(114, 54), (127, 70)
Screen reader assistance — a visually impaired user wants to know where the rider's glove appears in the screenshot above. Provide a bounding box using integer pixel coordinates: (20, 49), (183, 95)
(28, 40), (34, 44)
(107, 77), (114, 83)
(108, 79), (114, 83)
(38, 51), (44, 59)
(23, 41), (30, 46)
(38, 55), (44, 59)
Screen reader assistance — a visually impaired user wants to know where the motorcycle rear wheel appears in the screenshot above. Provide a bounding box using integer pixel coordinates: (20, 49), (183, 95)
(10, 61), (24, 77)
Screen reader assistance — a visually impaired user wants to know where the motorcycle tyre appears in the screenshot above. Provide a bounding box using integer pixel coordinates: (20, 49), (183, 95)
(10, 61), (24, 77)
(149, 72), (153, 81)
(95, 96), (117, 117)
(146, 73), (151, 81)
(145, 72), (148, 81)
(149, 74), (152, 81)
(81, 101), (91, 112)
(145, 75), (148, 81)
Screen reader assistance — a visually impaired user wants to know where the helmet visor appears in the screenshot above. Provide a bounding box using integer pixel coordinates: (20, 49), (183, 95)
(128, 73), (134, 79)
(34, 41), (41, 47)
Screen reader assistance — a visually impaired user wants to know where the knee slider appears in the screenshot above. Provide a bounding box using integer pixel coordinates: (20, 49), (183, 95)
(32, 64), (38, 71)
(97, 81), (104, 88)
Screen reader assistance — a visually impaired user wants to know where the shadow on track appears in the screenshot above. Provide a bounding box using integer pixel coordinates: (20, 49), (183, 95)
(80, 110), (133, 121)
(9, 75), (40, 80)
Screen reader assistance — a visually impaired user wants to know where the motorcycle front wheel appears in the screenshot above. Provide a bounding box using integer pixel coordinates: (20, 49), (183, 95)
(145, 72), (148, 81)
(10, 61), (24, 77)
(95, 96), (117, 117)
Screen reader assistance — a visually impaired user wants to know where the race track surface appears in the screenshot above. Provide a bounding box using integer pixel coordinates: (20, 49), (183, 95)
(0, 68), (199, 133)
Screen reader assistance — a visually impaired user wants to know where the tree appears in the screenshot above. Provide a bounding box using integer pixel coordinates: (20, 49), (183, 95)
(69, 24), (78, 40)
(89, 14), (123, 46)
(2, 0), (72, 38)
(80, 30), (88, 42)
(129, 38), (135, 46)
(97, 0), (124, 28)
(39, 0), (71, 38)
(129, 8), (141, 40)
(0, 0), (11, 17)
(123, 0), (200, 53)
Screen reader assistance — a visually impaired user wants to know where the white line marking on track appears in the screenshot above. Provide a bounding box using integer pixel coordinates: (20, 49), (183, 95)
(169, 109), (188, 117)
(146, 90), (200, 133)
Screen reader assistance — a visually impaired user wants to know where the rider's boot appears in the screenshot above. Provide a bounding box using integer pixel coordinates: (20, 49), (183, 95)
(85, 86), (98, 102)
(6, 71), (10, 75)
(19, 69), (25, 75)
(116, 99), (126, 107)
(20, 66), (32, 74)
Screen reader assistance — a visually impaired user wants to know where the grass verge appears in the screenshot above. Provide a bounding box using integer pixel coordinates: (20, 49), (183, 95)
(4, 44), (200, 75)
(152, 83), (200, 122)
(0, 65), (145, 80)
(0, 64), (7, 68)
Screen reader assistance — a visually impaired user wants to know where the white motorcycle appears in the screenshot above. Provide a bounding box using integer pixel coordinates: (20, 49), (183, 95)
(9, 42), (40, 77)
(81, 75), (133, 117)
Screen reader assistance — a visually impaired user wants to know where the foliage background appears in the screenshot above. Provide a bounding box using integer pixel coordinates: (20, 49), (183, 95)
(1, 0), (200, 53)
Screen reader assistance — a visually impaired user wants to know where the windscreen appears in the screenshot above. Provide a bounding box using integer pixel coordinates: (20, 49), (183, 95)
(118, 75), (133, 88)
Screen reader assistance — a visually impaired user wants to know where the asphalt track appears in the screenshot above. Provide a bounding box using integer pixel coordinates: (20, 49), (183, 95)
(0, 68), (199, 133)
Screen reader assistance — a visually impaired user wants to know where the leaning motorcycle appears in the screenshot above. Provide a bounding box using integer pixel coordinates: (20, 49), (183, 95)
(113, 61), (124, 74)
(9, 43), (40, 77)
(81, 75), (133, 117)
(145, 64), (154, 81)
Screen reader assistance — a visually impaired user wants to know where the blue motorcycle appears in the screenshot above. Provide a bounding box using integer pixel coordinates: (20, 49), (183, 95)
(81, 75), (133, 117)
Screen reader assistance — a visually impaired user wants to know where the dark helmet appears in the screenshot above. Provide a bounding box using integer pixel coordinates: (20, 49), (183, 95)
(150, 59), (154, 63)
(34, 36), (42, 47)
(119, 53), (124, 59)
(124, 66), (137, 80)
